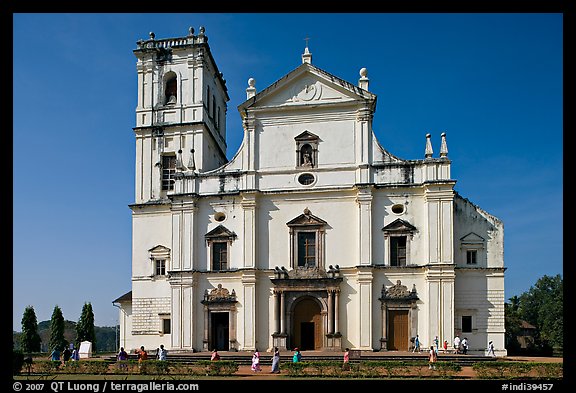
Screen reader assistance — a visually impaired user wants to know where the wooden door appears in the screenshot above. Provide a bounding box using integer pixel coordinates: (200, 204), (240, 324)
(388, 310), (409, 351)
(293, 298), (322, 350)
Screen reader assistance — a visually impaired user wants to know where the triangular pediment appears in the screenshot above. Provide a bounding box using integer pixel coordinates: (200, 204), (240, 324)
(460, 232), (485, 243)
(238, 63), (375, 111)
(205, 225), (237, 239)
(382, 218), (417, 233)
(286, 208), (328, 227)
(294, 130), (320, 142)
(148, 245), (171, 253)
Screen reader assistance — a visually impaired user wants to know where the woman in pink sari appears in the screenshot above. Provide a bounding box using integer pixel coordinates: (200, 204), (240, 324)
(251, 349), (261, 372)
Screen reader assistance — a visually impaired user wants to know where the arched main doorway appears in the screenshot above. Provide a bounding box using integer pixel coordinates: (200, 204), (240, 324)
(292, 297), (322, 350)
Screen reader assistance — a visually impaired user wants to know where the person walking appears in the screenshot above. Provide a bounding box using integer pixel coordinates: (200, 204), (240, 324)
(487, 341), (496, 357)
(158, 344), (167, 360)
(270, 347), (280, 373)
(433, 336), (439, 354)
(428, 346), (437, 370)
(137, 345), (148, 370)
(117, 347), (128, 361)
(62, 346), (72, 366)
(342, 348), (350, 370)
(292, 348), (302, 363)
(117, 346), (128, 371)
(211, 349), (220, 361)
(49, 347), (61, 363)
(71, 347), (80, 361)
(461, 337), (469, 355)
(412, 335), (421, 353)
(251, 349), (262, 372)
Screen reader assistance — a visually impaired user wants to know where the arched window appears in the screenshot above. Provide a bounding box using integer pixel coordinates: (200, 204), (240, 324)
(165, 74), (177, 105)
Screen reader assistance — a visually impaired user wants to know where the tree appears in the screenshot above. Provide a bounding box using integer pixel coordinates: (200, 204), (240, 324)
(76, 302), (96, 352)
(49, 305), (67, 353)
(518, 274), (563, 352)
(505, 274), (563, 355)
(20, 306), (41, 353)
(504, 296), (522, 354)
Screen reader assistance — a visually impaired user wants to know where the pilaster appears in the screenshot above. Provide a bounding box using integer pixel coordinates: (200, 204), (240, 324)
(241, 271), (257, 350)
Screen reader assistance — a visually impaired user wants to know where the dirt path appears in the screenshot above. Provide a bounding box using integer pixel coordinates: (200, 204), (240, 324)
(232, 356), (562, 380)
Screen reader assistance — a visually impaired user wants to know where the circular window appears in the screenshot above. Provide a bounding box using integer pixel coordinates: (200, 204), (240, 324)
(214, 212), (226, 222)
(391, 204), (405, 214)
(298, 173), (315, 185)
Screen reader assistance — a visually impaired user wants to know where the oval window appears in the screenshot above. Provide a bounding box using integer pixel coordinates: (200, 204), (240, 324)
(298, 173), (315, 185)
(214, 212), (226, 222)
(392, 204), (405, 214)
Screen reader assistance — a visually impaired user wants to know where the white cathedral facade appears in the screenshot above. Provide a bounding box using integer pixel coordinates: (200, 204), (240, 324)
(113, 27), (506, 356)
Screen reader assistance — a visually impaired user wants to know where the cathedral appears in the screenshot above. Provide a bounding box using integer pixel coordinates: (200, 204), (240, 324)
(113, 27), (506, 355)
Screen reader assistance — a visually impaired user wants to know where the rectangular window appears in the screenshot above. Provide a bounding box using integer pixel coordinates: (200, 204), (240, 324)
(390, 236), (407, 266)
(462, 315), (472, 333)
(297, 232), (316, 267)
(162, 155), (176, 191)
(212, 242), (228, 271)
(466, 250), (477, 265)
(162, 318), (171, 334)
(155, 259), (166, 276)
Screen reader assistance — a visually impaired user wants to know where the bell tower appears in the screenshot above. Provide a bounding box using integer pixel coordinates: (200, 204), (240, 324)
(133, 26), (229, 203)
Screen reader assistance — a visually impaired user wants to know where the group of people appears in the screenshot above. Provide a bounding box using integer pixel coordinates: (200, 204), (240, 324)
(118, 344), (167, 366)
(49, 345), (80, 365)
(415, 335), (471, 355)
(453, 335), (469, 354)
(249, 347), (283, 373)
(115, 337), (496, 376)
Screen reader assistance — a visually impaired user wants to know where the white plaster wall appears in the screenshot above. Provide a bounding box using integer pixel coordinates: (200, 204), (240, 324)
(194, 197), (244, 271)
(132, 210), (172, 277)
(453, 195), (504, 268)
(256, 112), (357, 170)
(454, 270), (505, 352)
(260, 192), (358, 269)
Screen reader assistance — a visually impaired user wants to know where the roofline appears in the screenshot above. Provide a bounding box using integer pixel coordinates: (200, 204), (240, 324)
(237, 62), (376, 113)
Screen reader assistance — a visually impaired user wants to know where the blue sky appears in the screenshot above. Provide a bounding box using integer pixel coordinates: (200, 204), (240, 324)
(12, 13), (563, 331)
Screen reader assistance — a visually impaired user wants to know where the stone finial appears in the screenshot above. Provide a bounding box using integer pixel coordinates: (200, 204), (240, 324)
(246, 78), (256, 99)
(188, 148), (196, 171)
(199, 26), (205, 35)
(302, 40), (312, 64)
(359, 68), (369, 90)
(440, 132), (448, 157)
(176, 149), (184, 170)
(149, 32), (155, 40)
(425, 133), (433, 158)
(188, 27), (195, 36)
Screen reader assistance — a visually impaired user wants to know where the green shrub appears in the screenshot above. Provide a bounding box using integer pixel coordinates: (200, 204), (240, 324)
(195, 360), (238, 376)
(472, 361), (563, 379)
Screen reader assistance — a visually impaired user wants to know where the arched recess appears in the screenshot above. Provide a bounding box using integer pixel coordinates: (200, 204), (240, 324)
(164, 71), (178, 105)
(291, 296), (323, 350)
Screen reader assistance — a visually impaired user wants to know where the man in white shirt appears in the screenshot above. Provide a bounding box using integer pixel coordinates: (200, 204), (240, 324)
(453, 335), (461, 354)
